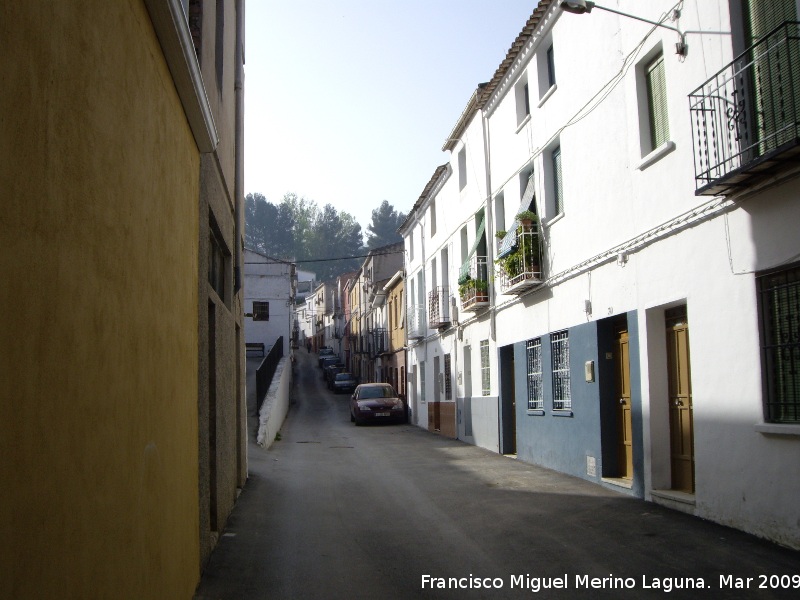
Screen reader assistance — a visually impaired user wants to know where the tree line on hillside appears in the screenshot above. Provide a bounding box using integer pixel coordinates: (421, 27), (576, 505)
(245, 193), (406, 282)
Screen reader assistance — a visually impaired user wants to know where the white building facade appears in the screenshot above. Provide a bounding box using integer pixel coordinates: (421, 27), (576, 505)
(243, 249), (295, 357)
(402, 0), (800, 550)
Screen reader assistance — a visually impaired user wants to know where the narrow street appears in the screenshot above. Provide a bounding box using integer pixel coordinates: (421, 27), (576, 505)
(195, 350), (800, 599)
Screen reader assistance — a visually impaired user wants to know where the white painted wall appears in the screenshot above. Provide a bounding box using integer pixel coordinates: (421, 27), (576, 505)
(476, 0), (800, 548)
(244, 249), (293, 356)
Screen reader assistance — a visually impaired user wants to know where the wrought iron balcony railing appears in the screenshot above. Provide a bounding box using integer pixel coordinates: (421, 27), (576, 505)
(496, 227), (542, 295)
(690, 21), (800, 196)
(458, 255), (490, 312)
(372, 328), (387, 355)
(407, 304), (427, 339)
(428, 287), (452, 329)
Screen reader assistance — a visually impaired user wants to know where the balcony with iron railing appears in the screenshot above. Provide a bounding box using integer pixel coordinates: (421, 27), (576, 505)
(407, 304), (427, 340)
(458, 255), (490, 312)
(690, 21), (800, 196)
(496, 225), (543, 295)
(372, 328), (387, 355)
(428, 286), (452, 329)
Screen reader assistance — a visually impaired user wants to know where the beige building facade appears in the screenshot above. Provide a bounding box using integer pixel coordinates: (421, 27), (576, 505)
(1, 1), (246, 596)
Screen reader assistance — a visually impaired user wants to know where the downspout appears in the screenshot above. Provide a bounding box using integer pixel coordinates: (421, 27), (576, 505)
(481, 107), (495, 344)
(233, 0), (245, 296)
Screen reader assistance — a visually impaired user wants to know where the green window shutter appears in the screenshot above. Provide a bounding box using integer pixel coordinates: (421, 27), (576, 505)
(744, 0), (799, 155)
(458, 215), (486, 284)
(646, 53), (669, 150)
(744, 0), (796, 44)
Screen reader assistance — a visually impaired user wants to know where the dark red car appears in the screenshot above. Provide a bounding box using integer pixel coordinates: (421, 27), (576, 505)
(350, 383), (406, 425)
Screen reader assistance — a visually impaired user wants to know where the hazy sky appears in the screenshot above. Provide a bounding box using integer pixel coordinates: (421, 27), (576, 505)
(244, 1), (535, 232)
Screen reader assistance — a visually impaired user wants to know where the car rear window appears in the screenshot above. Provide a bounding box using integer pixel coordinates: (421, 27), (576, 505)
(335, 373), (352, 381)
(358, 386), (396, 399)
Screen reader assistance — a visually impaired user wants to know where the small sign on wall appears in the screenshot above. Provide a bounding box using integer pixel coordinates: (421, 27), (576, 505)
(586, 455), (596, 477)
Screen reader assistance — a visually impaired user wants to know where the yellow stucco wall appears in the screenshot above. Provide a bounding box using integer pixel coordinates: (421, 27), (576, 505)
(1, 2), (201, 597)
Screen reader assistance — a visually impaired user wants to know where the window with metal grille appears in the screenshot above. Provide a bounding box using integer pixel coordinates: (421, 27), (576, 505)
(552, 145), (563, 215)
(253, 301), (269, 321)
(551, 331), (571, 410)
(758, 264), (800, 423)
(645, 53), (669, 150)
(480, 340), (490, 396)
(444, 353), (452, 400)
(526, 338), (543, 410)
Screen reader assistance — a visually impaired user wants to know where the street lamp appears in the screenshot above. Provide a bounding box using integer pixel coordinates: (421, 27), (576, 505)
(558, 0), (688, 56)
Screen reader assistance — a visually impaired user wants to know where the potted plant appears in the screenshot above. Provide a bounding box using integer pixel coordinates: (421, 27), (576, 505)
(516, 210), (538, 230)
(472, 278), (489, 302)
(495, 230), (507, 239)
(458, 277), (490, 305)
(497, 233), (539, 284)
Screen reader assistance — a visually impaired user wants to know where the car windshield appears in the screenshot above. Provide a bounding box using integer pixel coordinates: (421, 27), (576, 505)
(358, 385), (396, 399)
(335, 373), (353, 381)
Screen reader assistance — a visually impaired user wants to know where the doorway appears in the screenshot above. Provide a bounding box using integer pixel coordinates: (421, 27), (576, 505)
(499, 345), (516, 455)
(666, 306), (695, 493)
(614, 319), (633, 480)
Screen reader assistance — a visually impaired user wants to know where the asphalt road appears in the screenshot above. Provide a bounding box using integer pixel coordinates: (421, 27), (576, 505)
(195, 350), (800, 600)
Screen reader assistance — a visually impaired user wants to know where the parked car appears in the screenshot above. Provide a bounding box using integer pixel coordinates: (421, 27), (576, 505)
(317, 347), (334, 367)
(319, 356), (340, 376)
(350, 383), (406, 425)
(324, 362), (345, 385)
(331, 372), (357, 394)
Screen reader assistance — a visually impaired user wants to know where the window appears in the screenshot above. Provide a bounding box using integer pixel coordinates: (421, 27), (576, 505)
(515, 76), (530, 126)
(645, 52), (669, 150)
(551, 331), (571, 410)
(420, 360), (426, 403)
(494, 193), (506, 240)
(460, 226), (469, 262)
(208, 225), (227, 300)
(430, 200), (437, 237)
(551, 145), (563, 216)
(444, 353), (452, 400)
(758, 264), (800, 423)
(253, 301), (270, 321)
(526, 338), (543, 410)
(408, 229), (415, 262)
(458, 147), (467, 191)
(480, 340), (490, 396)
(537, 39), (557, 103)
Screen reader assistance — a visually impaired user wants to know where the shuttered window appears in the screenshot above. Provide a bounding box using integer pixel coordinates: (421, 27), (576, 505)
(758, 264), (800, 423)
(645, 53), (669, 150)
(744, 0), (796, 44)
(552, 145), (563, 215)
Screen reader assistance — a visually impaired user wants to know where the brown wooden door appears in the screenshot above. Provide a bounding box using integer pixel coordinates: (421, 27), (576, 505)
(666, 306), (695, 493)
(614, 322), (633, 479)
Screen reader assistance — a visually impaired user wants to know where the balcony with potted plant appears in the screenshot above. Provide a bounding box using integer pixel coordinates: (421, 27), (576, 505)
(495, 210), (543, 295)
(458, 255), (490, 311)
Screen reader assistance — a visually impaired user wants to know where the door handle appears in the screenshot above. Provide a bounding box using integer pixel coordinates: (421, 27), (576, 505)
(619, 398), (626, 405)
(674, 400), (683, 407)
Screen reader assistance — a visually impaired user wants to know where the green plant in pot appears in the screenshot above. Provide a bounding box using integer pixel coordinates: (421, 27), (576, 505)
(515, 210), (538, 230)
(459, 277), (489, 303)
(495, 230), (507, 240)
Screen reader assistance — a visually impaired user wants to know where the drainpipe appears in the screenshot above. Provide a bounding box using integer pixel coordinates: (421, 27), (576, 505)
(233, 0), (245, 295)
(481, 107), (496, 343)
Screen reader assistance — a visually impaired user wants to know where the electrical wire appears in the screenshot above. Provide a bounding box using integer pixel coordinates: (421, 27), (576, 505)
(244, 248), (404, 265)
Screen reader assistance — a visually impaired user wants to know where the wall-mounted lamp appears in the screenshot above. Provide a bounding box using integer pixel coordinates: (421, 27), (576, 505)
(559, 0), (688, 57)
